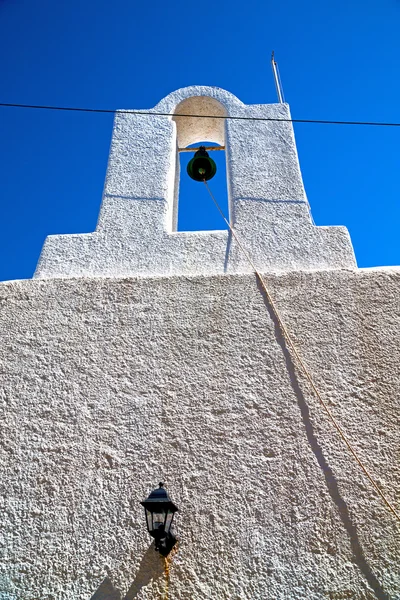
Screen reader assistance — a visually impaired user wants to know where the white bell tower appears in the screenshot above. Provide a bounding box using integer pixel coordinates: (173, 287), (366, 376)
(35, 86), (356, 279)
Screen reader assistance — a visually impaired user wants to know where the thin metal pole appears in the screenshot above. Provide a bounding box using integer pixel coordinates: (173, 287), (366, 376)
(271, 51), (284, 103)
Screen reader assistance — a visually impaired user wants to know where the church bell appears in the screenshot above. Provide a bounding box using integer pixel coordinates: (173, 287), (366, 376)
(187, 146), (217, 182)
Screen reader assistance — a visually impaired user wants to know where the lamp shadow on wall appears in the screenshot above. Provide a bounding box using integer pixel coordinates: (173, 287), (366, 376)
(90, 542), (165, 600)
(90, 577), (121, 600)
(256, 279), (390, 600)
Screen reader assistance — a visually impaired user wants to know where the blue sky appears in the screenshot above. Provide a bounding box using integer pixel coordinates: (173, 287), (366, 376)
(0, 0), (399, 281)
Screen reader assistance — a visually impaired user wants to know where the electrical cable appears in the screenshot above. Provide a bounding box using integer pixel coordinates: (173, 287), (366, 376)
(1, 101), (400, 127)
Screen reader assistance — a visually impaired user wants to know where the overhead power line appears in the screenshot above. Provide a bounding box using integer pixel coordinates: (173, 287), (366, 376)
(1, 101), (400, 127)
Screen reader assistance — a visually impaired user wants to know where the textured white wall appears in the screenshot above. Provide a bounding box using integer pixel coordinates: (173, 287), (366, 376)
(34, 87), (356, 279)
(0, 269), (399, 600)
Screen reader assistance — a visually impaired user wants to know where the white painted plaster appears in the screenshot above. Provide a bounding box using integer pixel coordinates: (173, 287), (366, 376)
(0, 270), (399, 599)
(34, 86), (356, 279)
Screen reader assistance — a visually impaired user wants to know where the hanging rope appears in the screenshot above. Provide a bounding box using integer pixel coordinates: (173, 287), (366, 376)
(203, 179), (400, 524)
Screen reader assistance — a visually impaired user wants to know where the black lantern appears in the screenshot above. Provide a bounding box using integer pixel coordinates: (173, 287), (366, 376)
(140, 483), (178, 556)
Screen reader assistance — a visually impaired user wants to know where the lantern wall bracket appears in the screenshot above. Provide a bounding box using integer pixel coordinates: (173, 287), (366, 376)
(155, 532), (177, 557)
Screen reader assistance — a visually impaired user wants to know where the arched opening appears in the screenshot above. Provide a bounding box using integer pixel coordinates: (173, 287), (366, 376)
(171, 97), (230, 232)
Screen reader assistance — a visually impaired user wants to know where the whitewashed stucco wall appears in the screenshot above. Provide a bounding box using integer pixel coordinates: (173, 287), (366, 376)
(1, 86), (397, 599)
(0, 269), (399, 600)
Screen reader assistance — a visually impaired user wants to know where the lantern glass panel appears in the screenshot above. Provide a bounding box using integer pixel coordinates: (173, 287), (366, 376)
(145, 509), (153, 533)
(164, 510), (175, 534)
(152, 510), (167, 533)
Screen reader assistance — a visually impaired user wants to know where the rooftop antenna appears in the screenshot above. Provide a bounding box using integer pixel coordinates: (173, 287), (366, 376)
(271, 51), (285, 103)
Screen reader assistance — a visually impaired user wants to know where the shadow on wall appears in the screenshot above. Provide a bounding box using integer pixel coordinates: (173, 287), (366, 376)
(90, 577), (121, 600)
(256, 277), (390, 600)
(90, 543), (165, 600)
